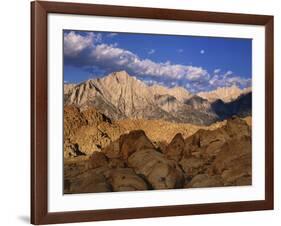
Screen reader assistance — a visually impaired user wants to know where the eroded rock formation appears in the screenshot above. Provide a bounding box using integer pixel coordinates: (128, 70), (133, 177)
(64, 117), (252, 194)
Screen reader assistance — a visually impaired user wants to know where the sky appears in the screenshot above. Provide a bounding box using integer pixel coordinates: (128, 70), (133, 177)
(63, 30), (252, 93)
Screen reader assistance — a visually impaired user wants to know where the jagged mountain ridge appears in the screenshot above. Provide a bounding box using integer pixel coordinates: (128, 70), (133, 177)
(211, 92), (252, 120)
(150, 84), (192, 102)
(64, 71), (251, 125)
(197, 85), (252, 103)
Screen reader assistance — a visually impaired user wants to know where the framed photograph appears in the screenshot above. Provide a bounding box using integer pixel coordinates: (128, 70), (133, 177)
(31, 1), (274, 224)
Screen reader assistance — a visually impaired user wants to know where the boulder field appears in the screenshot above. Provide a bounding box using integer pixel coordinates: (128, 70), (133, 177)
(64, 117), (251, 194)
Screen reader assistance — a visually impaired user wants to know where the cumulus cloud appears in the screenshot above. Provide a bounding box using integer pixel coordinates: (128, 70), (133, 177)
(214, 69), (221, 74)
(64, 31), (93, 56)
(224, 70), (233, 77)
(91, 44), (208, 83)
(209, 72), (251, 89)
(64, 31), (251, 92)
(64, 31), (102, 57)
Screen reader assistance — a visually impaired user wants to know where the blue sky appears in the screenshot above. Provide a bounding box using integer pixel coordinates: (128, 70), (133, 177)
(64, 30), (252, 93)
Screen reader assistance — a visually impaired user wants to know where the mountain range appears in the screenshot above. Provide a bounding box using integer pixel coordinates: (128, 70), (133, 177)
(197, 85), (251, 103)
(64, 71), (252, 125)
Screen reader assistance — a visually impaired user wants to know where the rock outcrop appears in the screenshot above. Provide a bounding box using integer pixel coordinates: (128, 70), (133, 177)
(64, 105), (122, 159)
(128, 148), (184, 189)
(165, 133), (185, 161)
(64, 160), (111, 194)
(119, 130), (155, 160)
(64, 114), (252, 194)
(181, 117), (252, 187)
(105, 168), (148, 192)
(150, 84), (191, 102)
(63, 104), (233, 160)
(209, 135), (252, 185)
(185, 174), (224, 188)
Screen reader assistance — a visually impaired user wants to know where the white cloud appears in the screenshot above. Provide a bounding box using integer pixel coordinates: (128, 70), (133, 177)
(64, 31), (94, 56)
(90, 43), (209, 82)
(224, 70), (233, 77)
(214, 69), (221, 74)
(208, 72), (251, 89)
(64, 31), (102, 57)
(148, 49), (155, 55)
(200, 49), (205, 54)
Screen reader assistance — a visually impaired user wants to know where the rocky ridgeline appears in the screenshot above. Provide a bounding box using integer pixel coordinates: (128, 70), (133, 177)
(64, 117), (252, 193)
(197, 85), (252, 103)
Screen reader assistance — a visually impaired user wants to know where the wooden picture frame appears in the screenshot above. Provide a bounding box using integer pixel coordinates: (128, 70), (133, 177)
(31, 1), (274, 224)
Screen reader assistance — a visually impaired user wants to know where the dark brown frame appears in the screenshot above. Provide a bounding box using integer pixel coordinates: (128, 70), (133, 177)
(31, 1), (274, 224)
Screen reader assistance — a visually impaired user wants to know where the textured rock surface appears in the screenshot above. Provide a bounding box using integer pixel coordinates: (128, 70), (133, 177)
(165, 133), (185, 161)
(89, 152), (108, 169)
(128, 148), (184, 189)
(105, 168), (148, 191)
(116, 118), (227, 144)
(180, 156), (209, 177)
(63, 104), (233, 160)
(185, 174), (224, 188)
(64, 170), (111, 194)
(64, 161), (111, 194)
(210, 136), (252, 185)
(63, 105), (121, 159)
(119, 130), (155, 159)
(150, 84), (191, 102)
